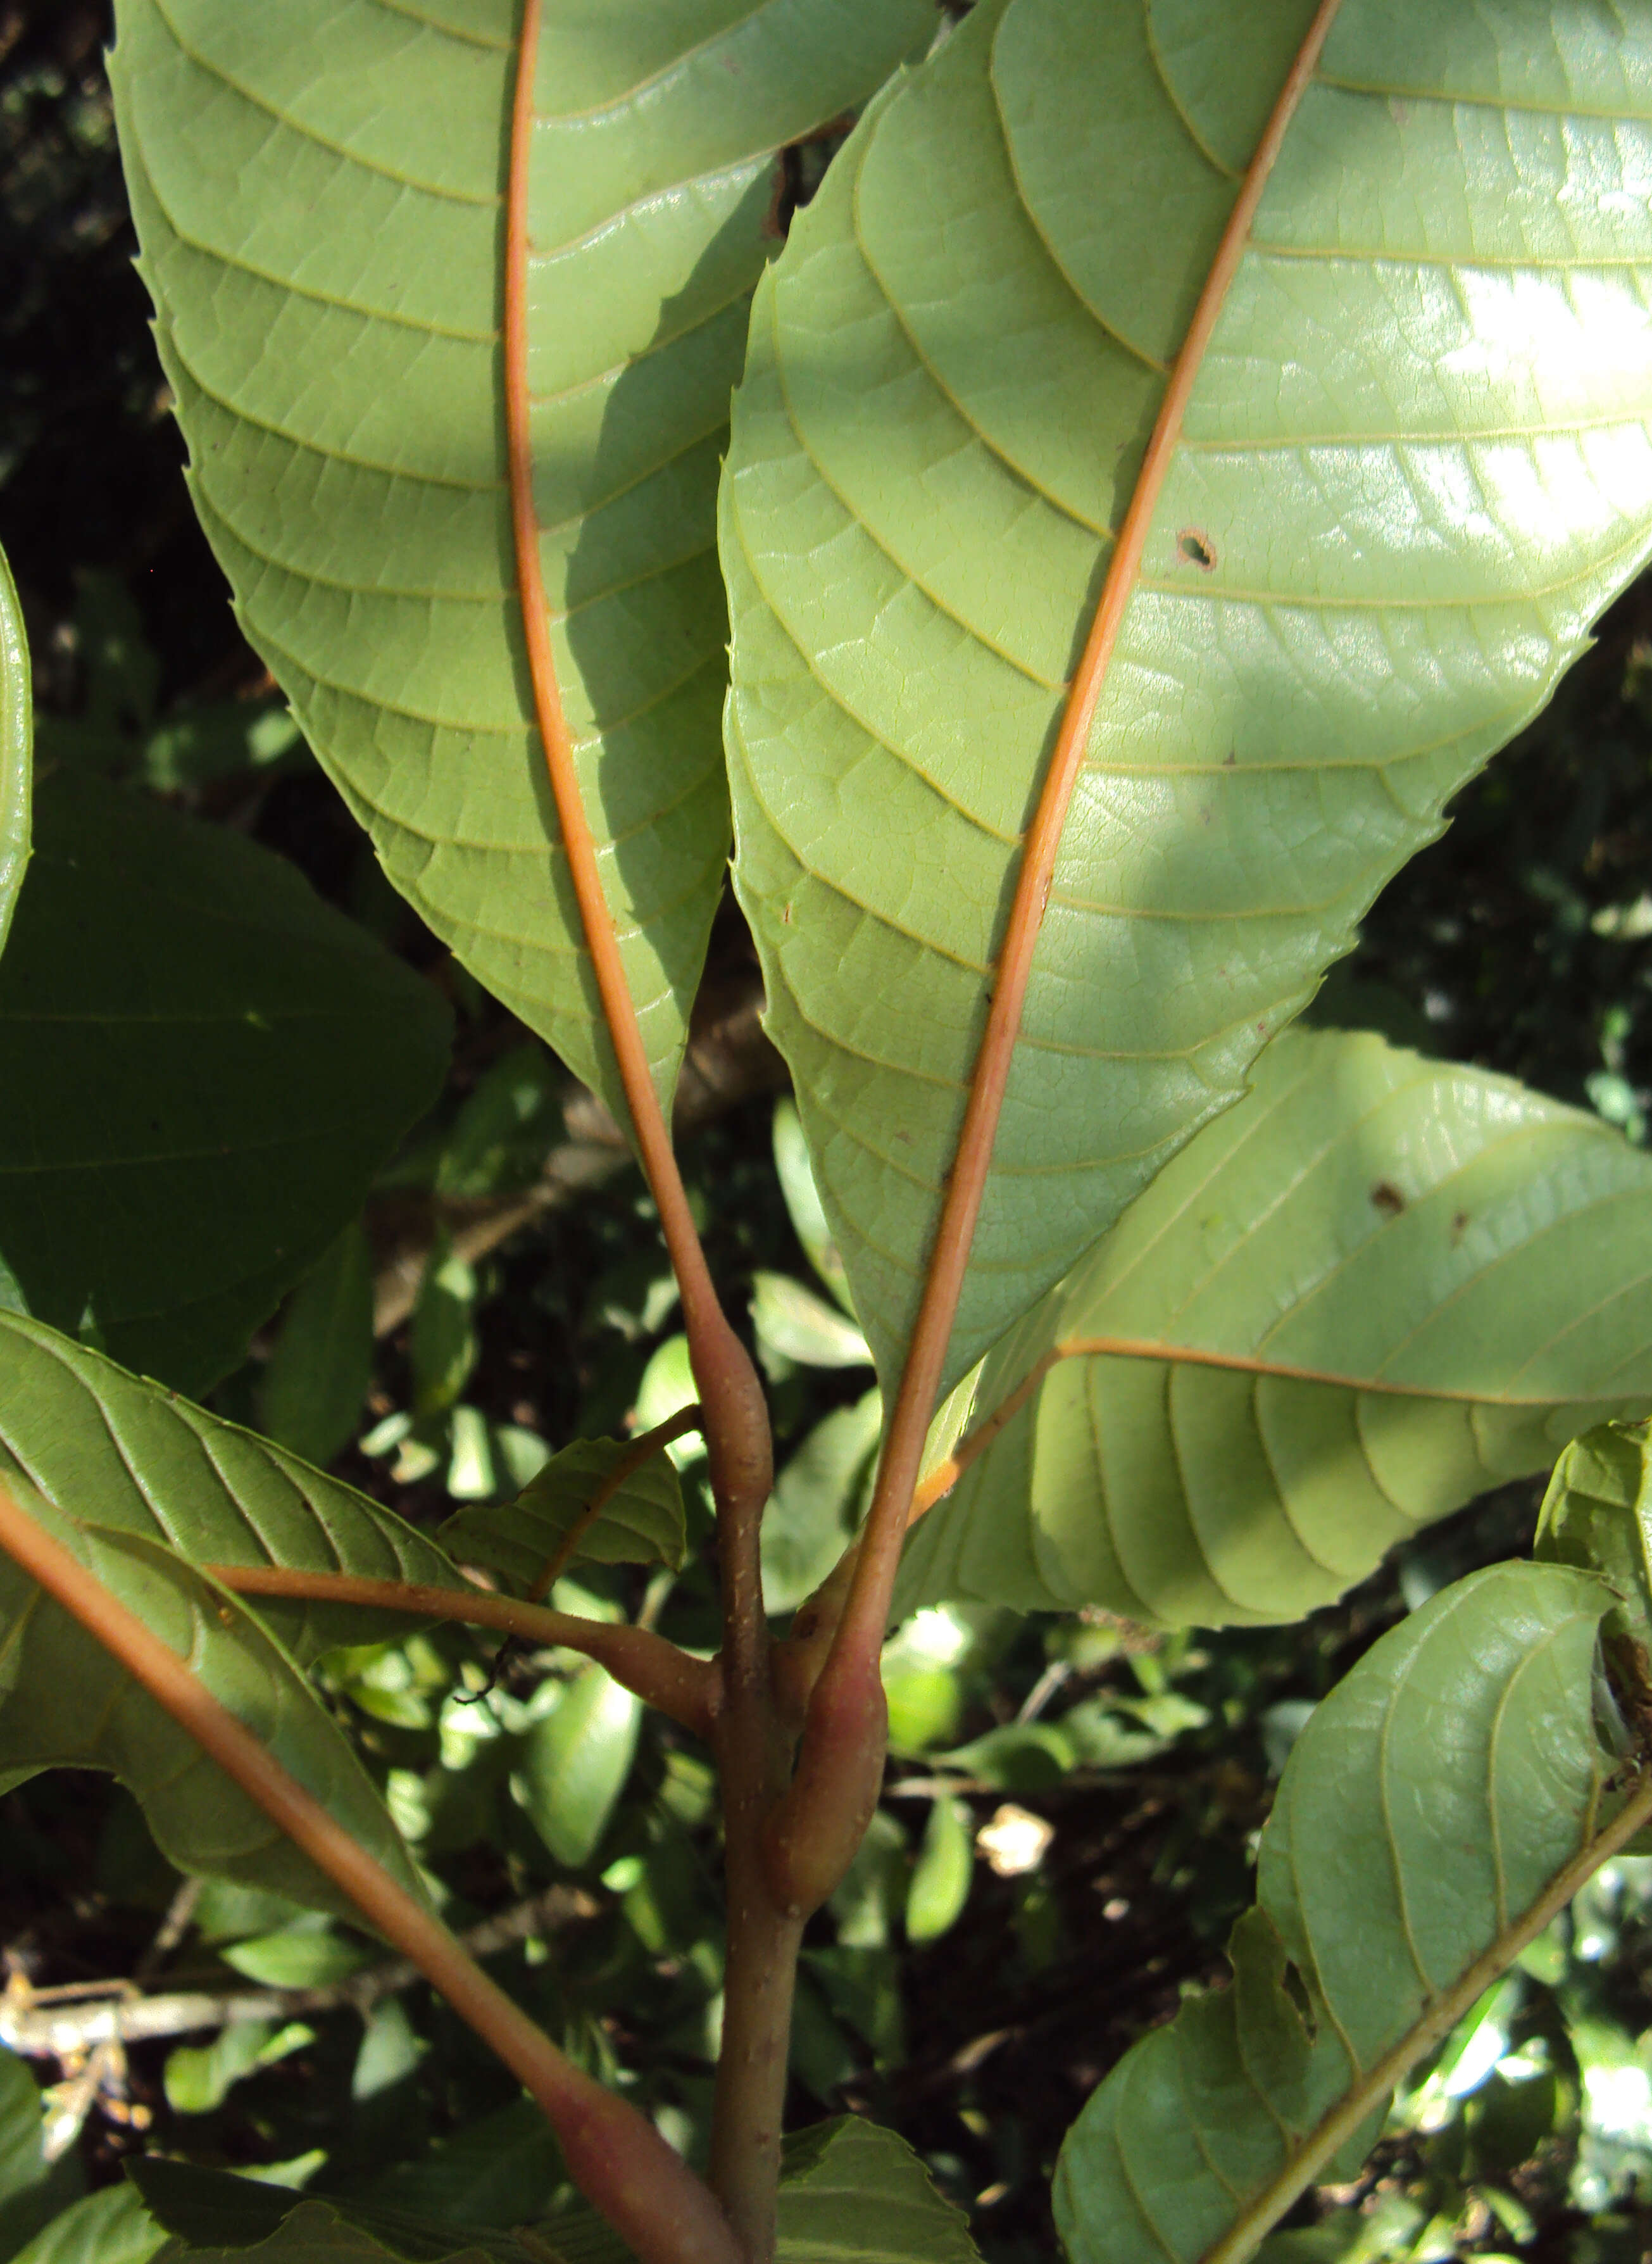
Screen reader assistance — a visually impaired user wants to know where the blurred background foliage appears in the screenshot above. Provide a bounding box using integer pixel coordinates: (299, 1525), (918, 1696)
(4, 5), (1652, 2261)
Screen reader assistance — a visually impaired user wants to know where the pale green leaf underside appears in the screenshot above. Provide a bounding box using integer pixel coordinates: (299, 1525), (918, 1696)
(894, 1029), (1652, 1630)
(0, 545), (28, 964)
(438, 1435), (686, 1590)
(0, 1483), (427, 1923)
(723, 0), (1652, 1399)
(1055, 1560), (1613, 2264)
(108, 0), (930, 1124)
(0, 1311), (468, 1661)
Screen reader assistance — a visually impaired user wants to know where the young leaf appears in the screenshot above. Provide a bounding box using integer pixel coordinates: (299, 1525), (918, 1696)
(895, 1030), (1652, 1629)
(723, 0), (1652, 1400)
(0, 1482), (429, 1922)
(0, 1311), (468, 1661)
(108, 0), (932, 1126)
(0, 774), (448, 1393)
(256, 1223), (375, 1472)
(0, 544), (29, 962)
(439, 1437), (687, 1593)
(1053, 1559), (1629, 2264)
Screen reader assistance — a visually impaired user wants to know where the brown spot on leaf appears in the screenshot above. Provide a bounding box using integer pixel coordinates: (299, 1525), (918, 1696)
(1370, 1181), (1406, 1219)
(1178, 528), (1217, 570)
(1450, 1208), (1470, 1246)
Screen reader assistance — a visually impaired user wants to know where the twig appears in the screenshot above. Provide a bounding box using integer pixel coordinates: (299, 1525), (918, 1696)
(206, 1566), (718, 1739)
(2, 1888), (598, 2059)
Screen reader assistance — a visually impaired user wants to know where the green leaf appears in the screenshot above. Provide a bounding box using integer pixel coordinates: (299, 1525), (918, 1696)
(13, 2185), (164, 2264)
(132, 2116), (980, 2264)
(723, 0), (1652, 1399)
(0, 1309), (470, 1663)
(514, 1666), (641, 1873)
(763, 1387), (882, 1614)
(895, 1030), (1652, 1629)
(434, 1045), (561, 1201)
(0, 2047), (79, 2264)
(256, 1224), (375, 1472)
(0, 545), (30, 965)
(0, 772), (448, 1393)
(773, 1098), (854, 1314)
(750, 1272), (871, 1373)
(1054, 1560), (1618, 2264)
(770, 2116), (981, 2264)
(163, 2023), (279, 2118)
(438, 1436), (686, 1594)
(0, 1483), (429, 1923)
(905, 1795), (974, 1945)
(110, 0), (933, 1126)
(1535, 1418), (1652, 1654)
(408, 1240), (479, 1423)
(218, 1928), (373, 1989)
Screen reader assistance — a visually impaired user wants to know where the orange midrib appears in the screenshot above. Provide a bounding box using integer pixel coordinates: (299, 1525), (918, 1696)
(502, 1), (754, 1450)
(835, 0), (1349, 1663)
(909, 1331), (1630, 1523)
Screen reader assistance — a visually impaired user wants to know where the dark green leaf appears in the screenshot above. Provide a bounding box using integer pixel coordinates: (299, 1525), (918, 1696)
(256, 1225), (375, 1472)
(0, 774), (449, 1392)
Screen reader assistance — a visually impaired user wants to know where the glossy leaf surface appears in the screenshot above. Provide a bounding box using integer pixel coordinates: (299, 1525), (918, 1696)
(0, 1311), (466, 1661)
(0, 544), (28, 963)
(0, 1481), (427, 1921)
(438, 1436), (685, 1591)
(895, 1031), (1652, 1628)
(0, 774), (448, 1393)
(1056, 1561), (1616, 2264)
(723, 0), (1652, 1397)
(109, 0), (930, 1124)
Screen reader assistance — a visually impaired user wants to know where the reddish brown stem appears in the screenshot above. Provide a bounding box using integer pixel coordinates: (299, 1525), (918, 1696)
(527, 1404), (705, 1602)
(0, 1484), (739, 2264)
(504, 15), (780, 2249)
(503, 0), (770, 1522)
(766, 0), (1346, 1896)
(205, 1564), (717, 1738)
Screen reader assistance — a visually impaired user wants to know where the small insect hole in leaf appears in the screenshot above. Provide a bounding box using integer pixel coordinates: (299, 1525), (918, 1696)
(1177, 528), (1216, 570)
(1370, 1181), (1406, 1219)
(1280, 1957), (1317, 2039)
